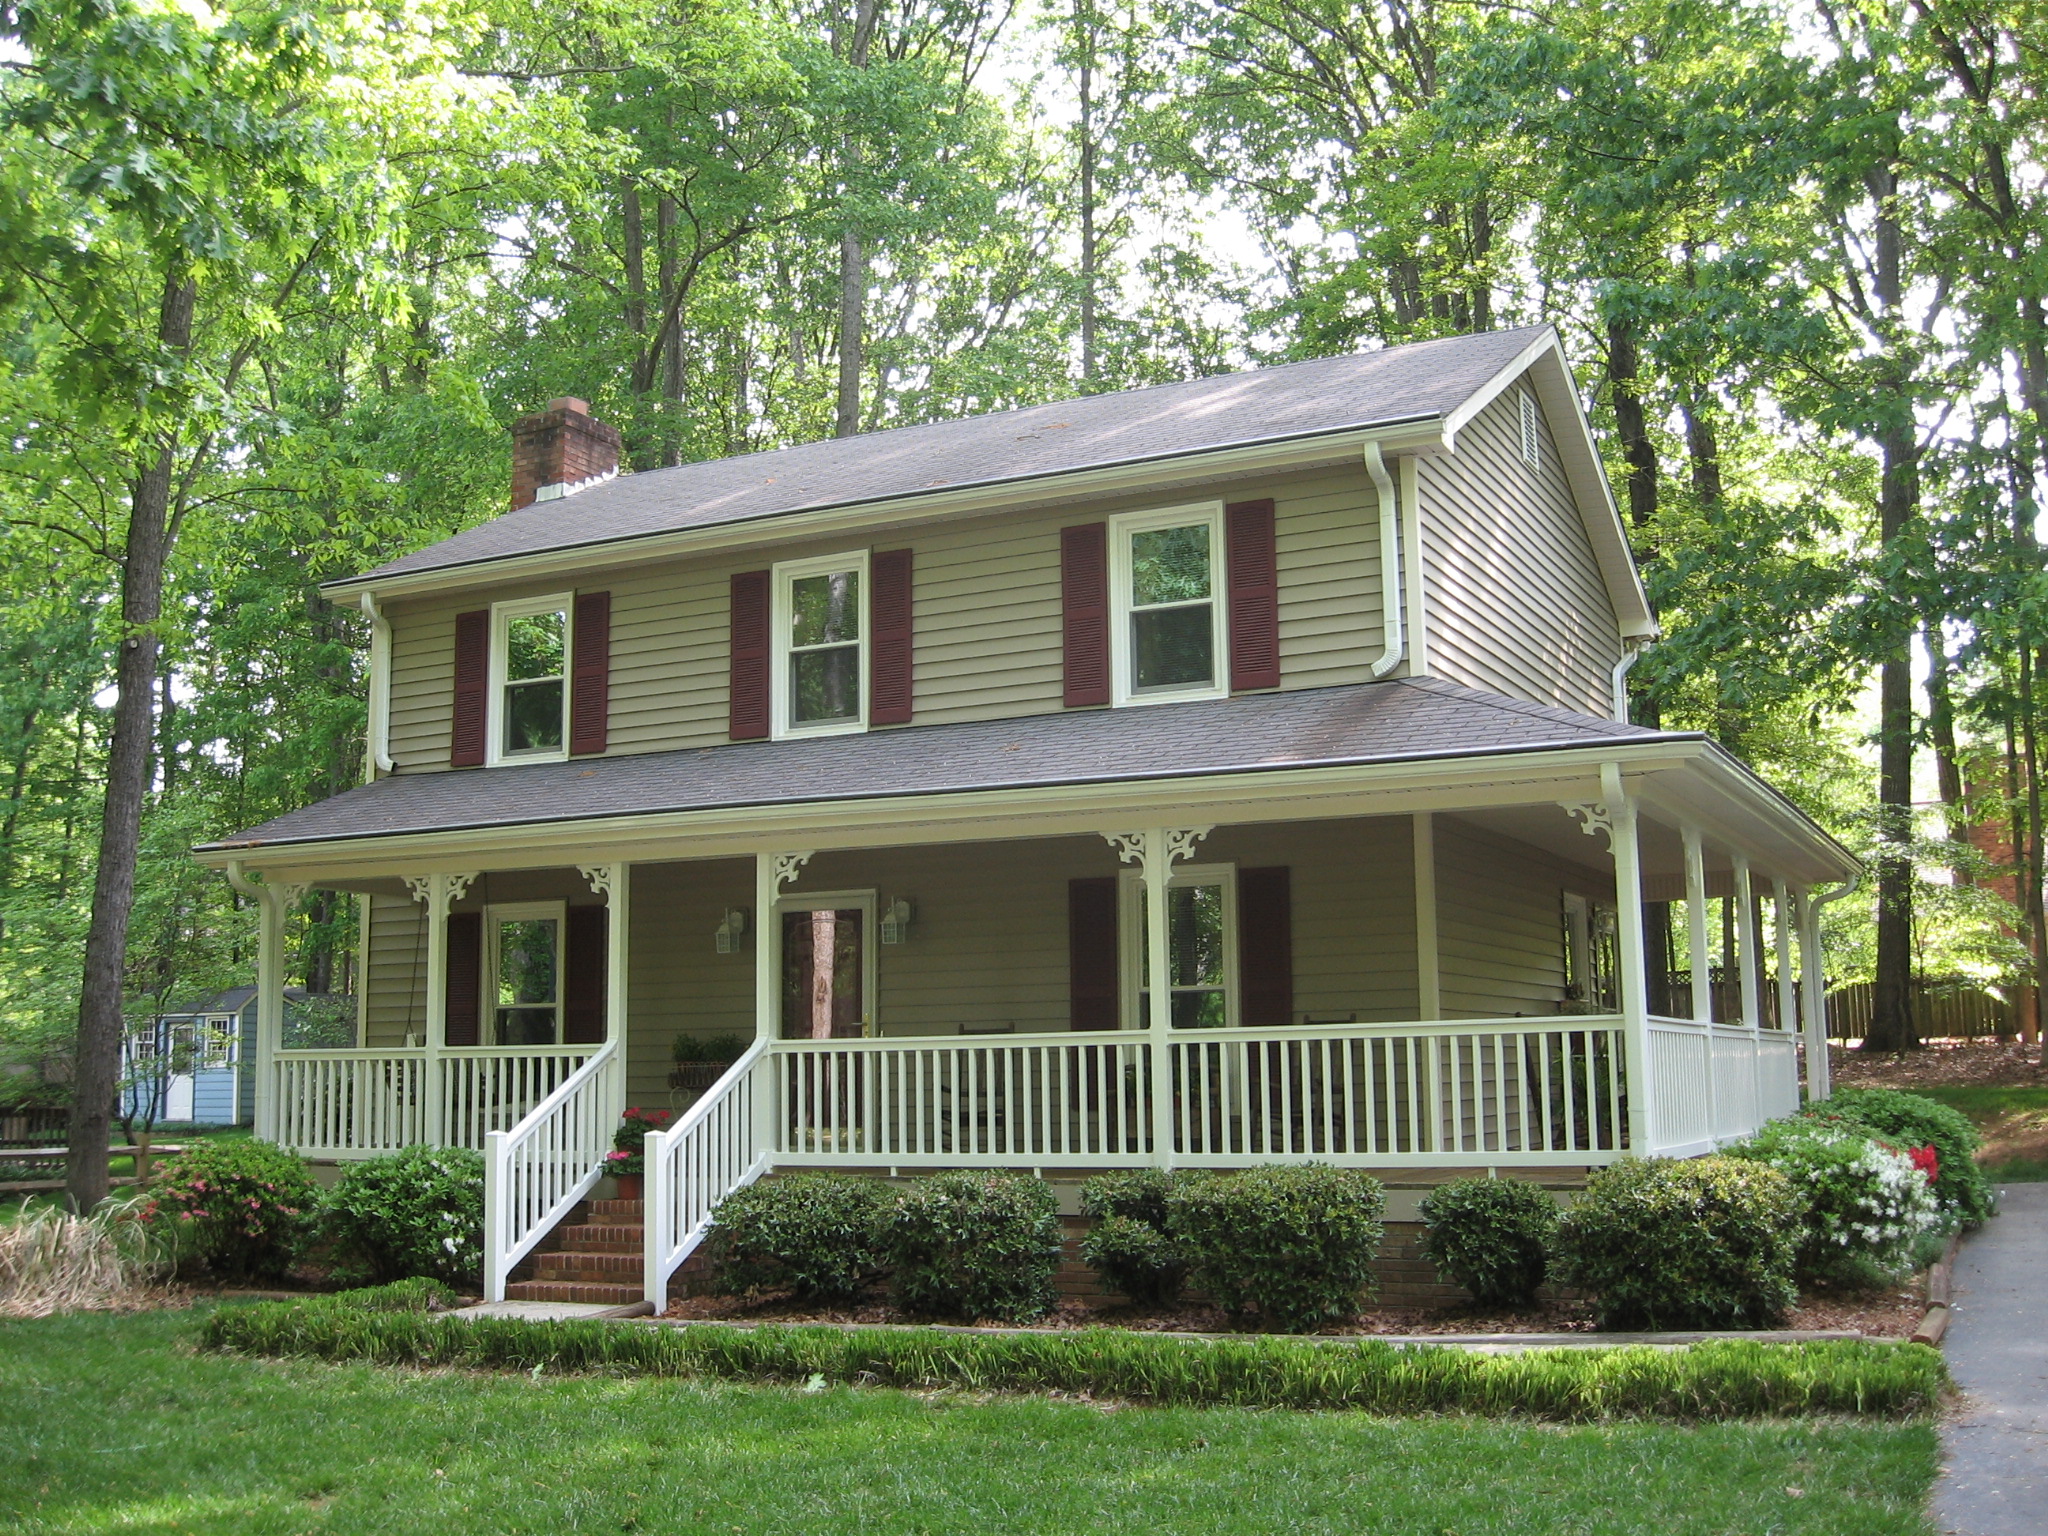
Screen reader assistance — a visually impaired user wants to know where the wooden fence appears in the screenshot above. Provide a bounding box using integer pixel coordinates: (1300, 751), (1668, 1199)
(1823, 980), (2015, 1042)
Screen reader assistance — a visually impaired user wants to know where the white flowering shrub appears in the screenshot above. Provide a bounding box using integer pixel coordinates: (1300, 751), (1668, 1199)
(316, 1146), (485, 1288)
(1730, 1119), (1937, 1288)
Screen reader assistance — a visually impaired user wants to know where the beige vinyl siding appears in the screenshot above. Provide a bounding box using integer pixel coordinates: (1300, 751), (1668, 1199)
(624, 858), (755, 1106)
(382, 466), (1387, 772)
(1418, 389), (1622, 716)
(362, 892), (427, 1047)
(1431, 816), (1607, 1019)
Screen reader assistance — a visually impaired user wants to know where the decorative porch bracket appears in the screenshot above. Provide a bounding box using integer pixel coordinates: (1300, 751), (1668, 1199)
(404, 872), (479, 1145)
(1103, 826), (1213, 1166)
(1560, 772), (1653, 1154)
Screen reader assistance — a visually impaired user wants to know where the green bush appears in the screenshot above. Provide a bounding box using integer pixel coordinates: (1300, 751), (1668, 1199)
(144, 1139), (315, 1281)
(707, 1173), (893, 1304)
(1078, 1169), (1188, 1305)
(316, 1146), (485, 1288)
(1806, 1088), (1993, 1225)
(1167, 1165), (1385, 1332)
(202, 1308), (1948, 1421)
(1729, 1119), (1937, 1287)
(1553, 1157), (1803, 1331)
(885, 1171), (1062, 1323)
(322, 1277), (461, 1312)
(1417, 1177), (1560, 1310)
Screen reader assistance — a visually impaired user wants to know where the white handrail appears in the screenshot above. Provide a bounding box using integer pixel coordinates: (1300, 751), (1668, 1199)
(482, 1039), (618, 1301)
(643, 1038), (772, 1310)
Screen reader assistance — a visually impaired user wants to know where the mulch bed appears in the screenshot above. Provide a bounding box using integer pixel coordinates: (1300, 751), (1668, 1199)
(1829, 1038), (2044, 1091)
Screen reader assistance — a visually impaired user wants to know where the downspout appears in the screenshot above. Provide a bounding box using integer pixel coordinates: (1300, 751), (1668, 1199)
(1610, 638), (1646, 724)
(1364, 441), (1405, 679)
(360, 591), (394, 781)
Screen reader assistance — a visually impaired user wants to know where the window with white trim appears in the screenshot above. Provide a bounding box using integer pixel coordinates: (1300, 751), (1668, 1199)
(1110, 504), (1228, 706)
(489, 901), (564, 1045)
(1120, 863), (1237, 1029)
(489, 595), (572, 765)
(773, 552), (867, 737)
(775, 890), (877, 1038)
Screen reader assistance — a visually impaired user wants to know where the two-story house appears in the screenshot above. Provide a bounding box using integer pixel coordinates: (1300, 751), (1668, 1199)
(198, 326), (1857, 1305)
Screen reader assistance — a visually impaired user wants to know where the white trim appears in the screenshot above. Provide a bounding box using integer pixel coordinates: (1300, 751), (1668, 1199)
(484, 899), (567, 1045)
(1413, 812), (1439, 1018)
(1399, 454), (1428, 675)
(360, 592), (393, 779)
(1364, 444), (1404, 679)
(485, 593), (572, 768)
(1108, 501), (1228, 708)
(771, 550), (869, 741)
(1116, 861), (1237, 1031)
(772, 888), (878, 1037)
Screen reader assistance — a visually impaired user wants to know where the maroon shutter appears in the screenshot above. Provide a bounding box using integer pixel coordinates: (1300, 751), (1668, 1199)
(1068, 876), (1119, 1030)
(445, 912), (483, 1046)
(869, 548), (914, 725)
(1238, 866), (1293, 1027)
(1061, 523), (1111, 707)
(563, 906), (607, 1043)
(729, 570), (772, 740)
(1226, 498), (1280, 691)
(569, 591), (610, 756)
(450, 610), (489, 767)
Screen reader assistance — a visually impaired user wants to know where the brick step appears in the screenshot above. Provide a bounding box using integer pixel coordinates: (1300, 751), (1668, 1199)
(534, 1250), (640, 1277)
(585, 1199), (643, 1222)
(504, 1280), (643, 1306)
(551, 1227), (643, 1254)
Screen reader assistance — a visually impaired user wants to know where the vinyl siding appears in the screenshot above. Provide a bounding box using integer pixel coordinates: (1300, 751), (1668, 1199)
(362, 891), (428, 1048)
(382, 467), (1390, 772)
(1431, 816), (1610, 1019)
(1418, 390), (1622, 715)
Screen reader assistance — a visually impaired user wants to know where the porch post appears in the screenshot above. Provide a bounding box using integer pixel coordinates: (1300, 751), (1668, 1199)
(1600, 764), (1655, 1155)
(580, 863), (631, 1121)
(408, 872), (476, 1147)
(1798, 890), (1834, 1101)
(1683, 827), (1712, 1023)
(1772, 880), (1797, 1036)
(1413, 812), (1440, 1018)
(245, 873), (300, 1144)
(1733, 857), (1762, 1029)
(1105, 827), (1209, 1167)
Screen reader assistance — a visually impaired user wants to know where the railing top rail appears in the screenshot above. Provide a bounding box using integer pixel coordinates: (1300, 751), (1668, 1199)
(767, 1016), (1625, 1053)
(275, 1046), (427, 1059)
(441, 1044), (601, 1058)
(491, 1039), (618, 1148)
(278, 1044), (604, 1060)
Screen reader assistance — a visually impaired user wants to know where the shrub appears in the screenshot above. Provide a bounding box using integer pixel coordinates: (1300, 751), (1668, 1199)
(1078, 1169), (1188, 1305)
(1166, 1165), (1384, 1332)
(1807, 1088), (1992, 1225)
(316, 1145), (485, 1288)
(707, 1173), (893, 1304)
(144, 1138), (315, 1281)
(1729, 1119), (1937, 1287)
(1417, 1177), (1560, 1310)
(884, 1171), (1062, 1323)
(1553, 1156), (1803, 1331)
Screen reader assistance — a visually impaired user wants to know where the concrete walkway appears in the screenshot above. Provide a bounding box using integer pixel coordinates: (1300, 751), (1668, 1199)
(1934, 1182), (2048, 1536)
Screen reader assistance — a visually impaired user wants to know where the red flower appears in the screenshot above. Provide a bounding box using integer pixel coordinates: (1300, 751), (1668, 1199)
(1909, 1145), (1939, 1187)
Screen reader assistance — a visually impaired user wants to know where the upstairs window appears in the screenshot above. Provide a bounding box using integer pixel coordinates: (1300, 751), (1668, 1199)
(1110, 504), (1227, 706)
(489, 596), (571, 764)
(773, 552), (868, 737)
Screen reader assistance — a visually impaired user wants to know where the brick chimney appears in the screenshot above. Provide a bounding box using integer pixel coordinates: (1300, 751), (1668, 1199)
(510, 397), (622, 510)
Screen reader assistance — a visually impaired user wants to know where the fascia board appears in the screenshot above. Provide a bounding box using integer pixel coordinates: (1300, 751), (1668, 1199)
(323, 420), (1452, 605)
(1632, 749), (1862, 884)
(1443, 330), (1657, 642)
(195, 739), (1707, 883)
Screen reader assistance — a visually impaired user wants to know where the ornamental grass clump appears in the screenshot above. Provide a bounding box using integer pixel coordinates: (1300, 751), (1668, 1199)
(144, 1139), (315, 1281)
(1167, 1165), (1384, 1332)
(885, 1170), (1062, 1323)
(1806, 1088), (1992, 1226)
(0, 1202), (163, 1317)
(1417, 1176), (1560, 1310)
(707, 1172), (893, 1305)
(316, 1146), (485, 1288)
(1078, 1169), (1188, 1305)
(1729, 1119), (1936, 1288)
(1553, 1156), (1803, 1331)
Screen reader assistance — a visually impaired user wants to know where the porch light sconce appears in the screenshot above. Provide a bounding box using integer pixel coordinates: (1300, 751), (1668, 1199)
(714, 907), (749, 955)
(880, 897), (915, 945)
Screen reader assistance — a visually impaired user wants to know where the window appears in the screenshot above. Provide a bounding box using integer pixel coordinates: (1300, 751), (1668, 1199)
(776, 891), (876, 1038)
(1120, 864), (1237, 1028)
(1110, 505), (1227, 706)
(489, 596), (571, 764)
(1561, 892), (1619, 1013)
(773, 553), (867, 737)
(489, 902), (563, 1045)
(1520, 392), (1542, 467)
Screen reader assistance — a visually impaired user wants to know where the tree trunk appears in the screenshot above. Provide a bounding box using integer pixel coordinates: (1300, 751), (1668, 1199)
(834, 0), (877, 440)
(67, 271), (195, 1211)
(1924, 621), (1967, 845)
(1076, 0), (1097, 385)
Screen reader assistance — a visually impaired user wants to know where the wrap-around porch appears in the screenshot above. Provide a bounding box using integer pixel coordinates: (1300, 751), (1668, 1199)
(224, 748), (1847, 1304)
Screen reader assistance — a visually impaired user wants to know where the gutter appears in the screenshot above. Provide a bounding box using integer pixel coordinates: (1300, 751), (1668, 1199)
(1610, 638), (1646, 724)
(1364, 442), (1405, 679)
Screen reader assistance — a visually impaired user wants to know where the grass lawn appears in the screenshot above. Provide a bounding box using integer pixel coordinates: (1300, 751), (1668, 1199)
(1900, 1085), (2048, 1182)
(1, 1308), (1939, 1535)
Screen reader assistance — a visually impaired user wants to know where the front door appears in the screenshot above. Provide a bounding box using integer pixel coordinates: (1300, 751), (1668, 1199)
(781, 906), (867, 1039)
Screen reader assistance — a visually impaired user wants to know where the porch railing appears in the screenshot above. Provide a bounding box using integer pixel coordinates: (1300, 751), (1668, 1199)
(1644, 1016), (1801, 1156)
(643, 1039), (772, 1309)
(482, 1042), (618, 1301)
(270, 1045), (600, 1159)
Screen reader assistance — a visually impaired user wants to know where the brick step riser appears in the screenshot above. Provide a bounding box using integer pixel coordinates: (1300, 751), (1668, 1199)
(536, 1253), (641, 1277)
(554, 1226), (644, 1250)
(504, 1282), (642, 1305)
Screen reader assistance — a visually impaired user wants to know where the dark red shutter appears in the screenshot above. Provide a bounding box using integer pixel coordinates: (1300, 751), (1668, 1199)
(1061, 523), (1111, 707)
(450, 610), (489, 767)
(1226, 498), (1280, 691)
(563, 906), (607, 1043)
(1238, 866), (1293, 1027)
(445, 912), (482, 1046)
(1069, 876), (1119, 1030)
(729, 570), (771, 740)
(570, 591), (610, 756)
(869, 548), (914, 725)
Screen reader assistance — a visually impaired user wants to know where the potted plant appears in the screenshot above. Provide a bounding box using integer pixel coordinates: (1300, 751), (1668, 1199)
(604, 1106), (672, 1200)
(667, 1032), (749, 1093)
